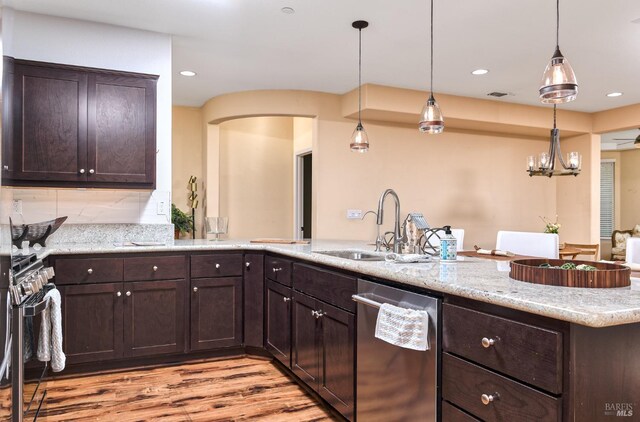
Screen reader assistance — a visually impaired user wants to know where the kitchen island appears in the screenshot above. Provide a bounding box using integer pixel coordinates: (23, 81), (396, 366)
(22, 239), (640, 421)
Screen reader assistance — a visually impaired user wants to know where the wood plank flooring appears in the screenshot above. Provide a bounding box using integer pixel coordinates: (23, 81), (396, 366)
(0, 357), (338, 421)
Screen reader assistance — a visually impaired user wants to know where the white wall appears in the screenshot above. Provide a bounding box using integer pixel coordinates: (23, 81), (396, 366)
(3, 9), (172, 224)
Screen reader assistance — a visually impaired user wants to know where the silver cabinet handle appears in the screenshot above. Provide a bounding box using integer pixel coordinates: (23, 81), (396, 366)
(89, 169), (95, 174)
(481, 393), (499, 405)
(283, 297), (291, 303)
(312, 310), (325, 319)
(481, 337), (496, 348)
(272, 267), (282, 272)
(87, 268), (93, 274)
(79, 169), (85, 174)
(153, 265), (158, 272)
(116, 291), (122, 297)
(245, 262), (251, 268)
(126, 291), (131, 297)
(3, 165), (9, 171)
(215, 263), (221, 269)
(193, 287), (198, 292)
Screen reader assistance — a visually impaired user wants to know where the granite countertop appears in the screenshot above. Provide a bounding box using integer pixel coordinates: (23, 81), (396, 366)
(20, 239), (640, 328)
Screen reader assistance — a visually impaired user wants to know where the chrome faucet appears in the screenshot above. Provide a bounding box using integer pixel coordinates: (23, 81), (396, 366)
(376, 189), (403, 253)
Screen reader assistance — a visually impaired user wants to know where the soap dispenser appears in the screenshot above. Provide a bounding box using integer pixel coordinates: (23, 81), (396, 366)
(440, 226), (457, 261)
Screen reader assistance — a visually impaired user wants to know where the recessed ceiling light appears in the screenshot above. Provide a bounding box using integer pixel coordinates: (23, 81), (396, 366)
(180, 70), (196, 77)
(471, 69), (489, 75)
(606, 92), (623, 97)
(281, 7), (295, 14)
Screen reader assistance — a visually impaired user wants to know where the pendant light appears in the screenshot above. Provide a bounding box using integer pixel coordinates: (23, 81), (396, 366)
(526, 105), (581, 177)
(350, 20), (370, 153)
(419, 0), (444, 134)
(539, 0), (578, 104)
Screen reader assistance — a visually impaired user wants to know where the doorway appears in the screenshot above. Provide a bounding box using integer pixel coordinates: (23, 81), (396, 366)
(295, 151), (312, 239)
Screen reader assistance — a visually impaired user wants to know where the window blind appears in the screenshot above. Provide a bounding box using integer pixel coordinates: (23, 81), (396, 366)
(600, 161), (615, 238)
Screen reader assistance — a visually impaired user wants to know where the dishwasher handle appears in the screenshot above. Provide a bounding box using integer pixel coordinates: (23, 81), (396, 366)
(352, 294), (384, 309)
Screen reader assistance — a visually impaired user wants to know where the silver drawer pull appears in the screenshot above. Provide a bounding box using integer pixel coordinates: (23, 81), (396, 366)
(153, 265), (158, 272)
(312, 310), (325, 319)
(215, 263), (221, 269)
(79, 169), (85, 174)
(89, 169), (95, 174)
(116, 291), (122, 297)
(87, 268), (93, 275)
(481, 393), (499, 405)
(245, 262), (251, 268)
(193, 287), (198, 292)
(283, 297), (291, 303)
(272, 267), (282, 272)
(126, 291), (131, 297)
(481, 337), (496, 348)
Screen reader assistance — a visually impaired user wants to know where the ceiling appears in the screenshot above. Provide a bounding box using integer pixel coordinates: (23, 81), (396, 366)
(3, 0), (640, 112)
(601, 129), (639, 151)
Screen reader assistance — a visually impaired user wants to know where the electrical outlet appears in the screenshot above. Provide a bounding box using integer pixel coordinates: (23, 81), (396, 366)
(12, 199), (22, 215)
(346, 209), (363, 219)
(157, 201), (166, 215)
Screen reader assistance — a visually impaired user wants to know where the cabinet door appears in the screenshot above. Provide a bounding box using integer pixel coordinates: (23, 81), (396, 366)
(292, 291), (320, 388)
(190, 277), (242, 351)
(59, 283), (123, 364)
(12, 63), (88, 183)
(244, 254), (264, 348)
(265, 280), (292, 368)
(123, 280), (186, 358)
(87, 73), (156, 186)
(319, 302), (355, 421)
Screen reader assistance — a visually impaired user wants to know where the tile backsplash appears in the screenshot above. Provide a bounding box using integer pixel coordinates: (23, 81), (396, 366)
(9, 188), (171, 225)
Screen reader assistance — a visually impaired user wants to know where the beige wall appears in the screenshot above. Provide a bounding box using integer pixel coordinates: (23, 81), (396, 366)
(619, 149), (640, 230)
(190, 89), (601, 247)
(172, 106), (203, 237)
(218, 117), (294, 239)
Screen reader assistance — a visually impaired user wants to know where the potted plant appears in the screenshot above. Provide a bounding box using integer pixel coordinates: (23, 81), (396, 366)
(171, 203), (193, 239)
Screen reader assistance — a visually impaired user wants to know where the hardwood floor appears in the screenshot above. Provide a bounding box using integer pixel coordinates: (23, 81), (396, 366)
(0, 357), (338, 421)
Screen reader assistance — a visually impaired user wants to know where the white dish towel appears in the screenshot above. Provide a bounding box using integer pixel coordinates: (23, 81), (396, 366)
(374, 303), (430, 351)
(37, 288), (66, 372)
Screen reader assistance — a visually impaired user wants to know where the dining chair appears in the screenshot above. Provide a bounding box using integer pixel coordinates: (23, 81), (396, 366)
(626, 238), (640, 264)
(451, 229), (465, 251)
(496, 231), (559, 259)
(563, 243), (600, 261)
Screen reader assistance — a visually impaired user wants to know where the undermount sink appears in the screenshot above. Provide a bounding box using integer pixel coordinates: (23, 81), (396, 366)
(316, 250), (386, 261)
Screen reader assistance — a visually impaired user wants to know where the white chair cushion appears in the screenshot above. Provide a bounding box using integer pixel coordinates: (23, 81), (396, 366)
(496, 231), (559, 259)
(626, 238), (640, 264)
(451, 229), (465, 251)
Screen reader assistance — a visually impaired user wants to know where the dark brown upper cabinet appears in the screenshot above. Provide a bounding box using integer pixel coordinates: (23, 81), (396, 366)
(5, 58), (157, 189)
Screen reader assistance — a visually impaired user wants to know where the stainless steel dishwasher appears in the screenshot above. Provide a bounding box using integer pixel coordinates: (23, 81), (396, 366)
(353, 279), (440, 421)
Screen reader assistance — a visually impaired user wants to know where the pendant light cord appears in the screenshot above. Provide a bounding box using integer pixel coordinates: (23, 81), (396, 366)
(430, 0), (434, 94)
(358, 27), (362, 125)
(553, 104), (557, 129)
(556, 0), (560, 48)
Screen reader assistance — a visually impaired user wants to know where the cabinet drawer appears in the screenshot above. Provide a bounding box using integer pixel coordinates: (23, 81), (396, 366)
(55, 257), (123, 284)
(124, 255), (186, 281)
(265, 256), (293, 286)
(443, 304), (562, 394)
(442, 402), (481, 422)
(443, 354), (561, 422)
(191, 254), (243, 278)
(293, 264), (356, 312)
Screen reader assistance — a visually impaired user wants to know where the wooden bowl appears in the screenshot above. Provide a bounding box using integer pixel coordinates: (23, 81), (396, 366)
(510, 259), (631, 288)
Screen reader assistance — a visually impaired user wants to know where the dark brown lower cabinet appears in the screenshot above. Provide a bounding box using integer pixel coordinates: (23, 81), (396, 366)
(124, 280), (186, 357)
(190, 277), (243, 351)
(59, 283), (124, 364)
(292, 291), (319, 385)
(244, 254), (264, 348)
(291, 291), (355, 421)
(265, 280), (292, 367)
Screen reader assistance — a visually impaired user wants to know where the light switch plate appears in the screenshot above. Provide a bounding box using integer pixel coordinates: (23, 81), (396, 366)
(12, 199), (22, 215)
(347, 209), (363, 219)
(157, 201), (166, 215)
